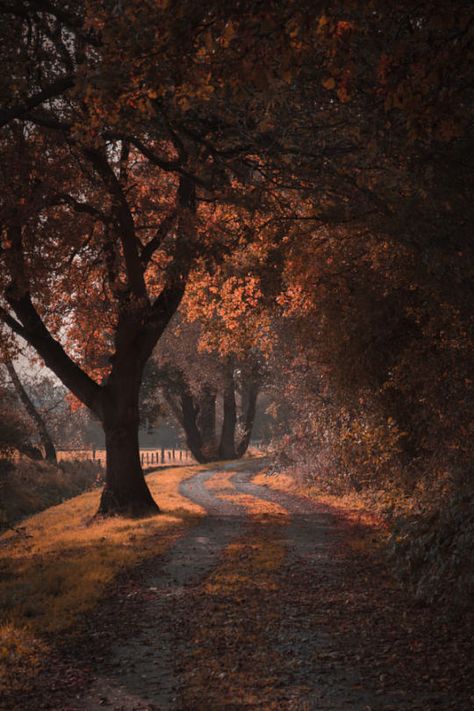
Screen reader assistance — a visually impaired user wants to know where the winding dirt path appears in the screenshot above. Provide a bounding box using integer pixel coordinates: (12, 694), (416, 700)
(33, 461), (468, 710)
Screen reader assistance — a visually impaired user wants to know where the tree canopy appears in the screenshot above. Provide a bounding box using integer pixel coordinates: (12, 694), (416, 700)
(0, 0), (472, 519)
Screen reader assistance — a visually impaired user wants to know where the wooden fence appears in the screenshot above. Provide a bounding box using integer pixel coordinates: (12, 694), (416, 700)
(56, 447), (193, 468)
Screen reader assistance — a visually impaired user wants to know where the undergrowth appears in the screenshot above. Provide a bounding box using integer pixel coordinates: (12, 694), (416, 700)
(390, 488), (474, 612)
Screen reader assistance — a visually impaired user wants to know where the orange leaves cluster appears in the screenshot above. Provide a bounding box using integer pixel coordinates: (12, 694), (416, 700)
(184, 268), (272, 358)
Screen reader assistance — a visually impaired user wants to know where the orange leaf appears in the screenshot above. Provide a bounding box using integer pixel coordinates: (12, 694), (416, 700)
(322, 77), (336, 90)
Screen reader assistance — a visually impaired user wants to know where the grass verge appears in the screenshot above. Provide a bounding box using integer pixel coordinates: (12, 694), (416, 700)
(0, 459), (102, 526)
(0, 464), (205, 693)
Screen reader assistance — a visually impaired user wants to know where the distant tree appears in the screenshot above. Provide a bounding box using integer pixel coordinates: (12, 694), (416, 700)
(0, 385), (38, 461)
(149, 312), (263, 463)
(4, 361), (57, 462)
(156, 356), (262, 464)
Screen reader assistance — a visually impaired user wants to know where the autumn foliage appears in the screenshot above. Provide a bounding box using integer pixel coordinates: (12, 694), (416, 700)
(0, 0), (472, 611)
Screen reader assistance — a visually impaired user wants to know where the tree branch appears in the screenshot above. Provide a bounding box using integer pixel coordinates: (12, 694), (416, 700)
(5, 289), (103, 415)
(50, 193), (109, 222)
(0, 74), (74, 128)
(103, 131), (181, 173)
(0, 305), (28, 339)
(141, 209), (177, 266)
(83, 146), (147, 299)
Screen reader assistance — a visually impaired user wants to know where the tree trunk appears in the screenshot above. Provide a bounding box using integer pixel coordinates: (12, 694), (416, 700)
(6, 361), (57, 462)
(196, 386), (218, 460)
(219, 364), (237, 460)
(165, 384), (218, 464)
(98, 374), (159, 517)
(236, 381), (259, 458)
(179, 390), (208, 463)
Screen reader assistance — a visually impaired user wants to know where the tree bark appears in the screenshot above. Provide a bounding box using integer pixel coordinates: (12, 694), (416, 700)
(179, 390), (208, 463)
(98, 370), (159, 517)
(236, 381), (259, 458)
(219, 364), (237, 460)
(6, 360), (57, 462)
(196, 386), (218, 460)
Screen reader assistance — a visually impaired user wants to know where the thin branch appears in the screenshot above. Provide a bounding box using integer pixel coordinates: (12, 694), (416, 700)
(51, 193), (109, 222)
(103, 131), (181, 173)
(0, 305), (28, 338)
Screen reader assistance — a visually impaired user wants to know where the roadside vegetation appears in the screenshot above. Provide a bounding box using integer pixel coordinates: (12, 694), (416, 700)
(0, 464), (204, 694)
(0, 459), (101, 528)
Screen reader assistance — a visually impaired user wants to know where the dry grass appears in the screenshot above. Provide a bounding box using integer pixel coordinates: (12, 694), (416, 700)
(0, 465), (205, 691)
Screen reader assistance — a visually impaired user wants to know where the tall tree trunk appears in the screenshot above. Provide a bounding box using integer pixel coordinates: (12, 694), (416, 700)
(236, 381), (260, 458)
(179, 390), (208, 463)
(196, 386), (218, 460)
(98, 366), (159, 516)
(164, 384), (217, 464)
(6, 360), (57, 462)
(219, 364), (237, 460)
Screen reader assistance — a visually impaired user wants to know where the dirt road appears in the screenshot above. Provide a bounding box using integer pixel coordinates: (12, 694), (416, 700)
(17, 461), (471, 710)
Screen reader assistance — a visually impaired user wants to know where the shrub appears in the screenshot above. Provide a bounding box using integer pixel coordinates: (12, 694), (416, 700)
(390, 487), (474, 613)
(0, 400), (31, 458)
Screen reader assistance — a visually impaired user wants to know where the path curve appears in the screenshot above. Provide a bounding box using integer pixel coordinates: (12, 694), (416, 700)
(59, 462), (444, 710)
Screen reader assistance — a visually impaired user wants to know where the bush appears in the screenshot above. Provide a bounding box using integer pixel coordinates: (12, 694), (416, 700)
(390, 488), (474, 613)
(0, 401), (31, 458)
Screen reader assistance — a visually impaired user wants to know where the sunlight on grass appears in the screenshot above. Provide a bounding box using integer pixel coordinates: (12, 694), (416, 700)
(0, 465), (205, 691)
(0, 622), (47, 693)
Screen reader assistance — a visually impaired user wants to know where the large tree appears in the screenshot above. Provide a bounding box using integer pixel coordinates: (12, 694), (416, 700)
(1, 0), (471, 516)
(0, 123), (201, 515)
(0, 0), (296, 514)
(4, 360), (57, 462)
